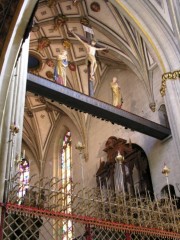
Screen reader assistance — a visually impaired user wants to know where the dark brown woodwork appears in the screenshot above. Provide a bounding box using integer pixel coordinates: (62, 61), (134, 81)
(103, 136), (132, 162)
(27, 73), (171, 140)
(96, 136), (153, 196)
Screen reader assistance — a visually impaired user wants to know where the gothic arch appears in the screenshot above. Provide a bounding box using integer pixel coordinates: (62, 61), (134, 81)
(47, 114), (81, 179)
(111, 0), (180, 72)
(111, 0), (180, 160)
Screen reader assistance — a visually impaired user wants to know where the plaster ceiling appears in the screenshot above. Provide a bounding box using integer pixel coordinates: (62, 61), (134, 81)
(24, 0), (161, 163)
(28, 0), (157, 94)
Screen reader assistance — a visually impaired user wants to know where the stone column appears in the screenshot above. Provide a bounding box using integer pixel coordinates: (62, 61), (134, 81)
(14, 37), (30, 156)
(0, 67), (16, 203)
(0, 37), (30, 205)
(0, 1), (38, 231)
(161, 73), (180, 158)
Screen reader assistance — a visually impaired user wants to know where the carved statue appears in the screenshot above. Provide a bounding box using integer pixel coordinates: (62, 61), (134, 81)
(37, 37), (50, 53)
(54, 49), (68, 86)
(70, 30), (107, 80)
(110, 77), (123, 108)
(54, 15), (67, 30)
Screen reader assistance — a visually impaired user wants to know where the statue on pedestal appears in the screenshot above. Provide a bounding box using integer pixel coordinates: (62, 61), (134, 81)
(54, 49), (68, 86)
(110, 77), (123, 108)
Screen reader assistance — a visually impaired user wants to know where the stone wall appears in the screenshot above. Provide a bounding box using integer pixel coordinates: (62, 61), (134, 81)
(84, 67), (180, 197)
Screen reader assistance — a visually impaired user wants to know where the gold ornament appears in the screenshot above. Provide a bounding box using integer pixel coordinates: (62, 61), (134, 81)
(160, 70), (180, 96)
(10, 123), (19, 135)
(162, 164), (170, 177)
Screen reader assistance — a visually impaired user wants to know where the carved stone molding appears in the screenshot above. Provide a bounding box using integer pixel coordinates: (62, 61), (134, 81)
(90, 2), (101, 12)
(37, 37), (51, 53)
(54, 15), (68, 30)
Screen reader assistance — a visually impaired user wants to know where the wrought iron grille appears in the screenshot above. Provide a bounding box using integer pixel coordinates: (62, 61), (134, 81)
(1, 174), (180, 239)
(2, 210), (180, 240)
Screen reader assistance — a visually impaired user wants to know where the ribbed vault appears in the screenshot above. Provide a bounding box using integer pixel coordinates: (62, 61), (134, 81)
(24, 0), (173, 165)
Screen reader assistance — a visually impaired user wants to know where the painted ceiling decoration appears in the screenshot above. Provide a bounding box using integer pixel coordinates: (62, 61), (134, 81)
(24, 0), (172, 162)
(29, 0), (157, 98)
(90, 2), (100, 12)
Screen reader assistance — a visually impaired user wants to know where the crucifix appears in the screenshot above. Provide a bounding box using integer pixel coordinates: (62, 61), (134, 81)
(70, 27), (107, 96)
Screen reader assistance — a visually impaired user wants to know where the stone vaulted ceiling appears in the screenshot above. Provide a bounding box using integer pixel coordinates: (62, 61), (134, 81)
(24, 0), (161, 165)
(28, 0), (157, 94)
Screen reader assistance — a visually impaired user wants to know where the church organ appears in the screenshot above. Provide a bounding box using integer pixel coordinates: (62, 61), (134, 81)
(96, 136), (153, 196)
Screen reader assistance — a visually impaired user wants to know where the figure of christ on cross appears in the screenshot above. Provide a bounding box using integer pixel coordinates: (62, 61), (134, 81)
(70, 30), (108, 96)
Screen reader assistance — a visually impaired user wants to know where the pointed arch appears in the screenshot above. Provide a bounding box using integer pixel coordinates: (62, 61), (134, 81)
(110, 0), (180, 72)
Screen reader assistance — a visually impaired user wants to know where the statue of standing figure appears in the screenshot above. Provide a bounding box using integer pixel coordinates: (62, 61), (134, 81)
(111, 77), (123, 108)
(54, 49), (68, 86)
(70, 30), (107, 80)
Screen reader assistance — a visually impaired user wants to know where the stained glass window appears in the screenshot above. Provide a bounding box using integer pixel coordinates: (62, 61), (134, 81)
(18, 158), (30, 202)
(61, 131), (72, 239)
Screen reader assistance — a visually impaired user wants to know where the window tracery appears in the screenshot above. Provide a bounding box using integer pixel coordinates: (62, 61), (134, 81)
(18, 158), (30, 203)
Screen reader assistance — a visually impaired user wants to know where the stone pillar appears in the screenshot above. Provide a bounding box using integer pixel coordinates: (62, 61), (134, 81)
(0, 1), (38, 229)
(0, 37), (30, 205)
(161, 74), (180, 159)
(0, 68), (16, 203)
(14, 37), (30, 155)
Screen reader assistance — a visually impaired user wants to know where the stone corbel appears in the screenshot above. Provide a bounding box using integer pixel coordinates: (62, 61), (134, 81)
(160, 70), (180, 97)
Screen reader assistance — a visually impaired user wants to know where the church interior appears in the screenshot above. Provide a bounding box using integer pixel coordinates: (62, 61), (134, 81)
(1, 0), (180, 239)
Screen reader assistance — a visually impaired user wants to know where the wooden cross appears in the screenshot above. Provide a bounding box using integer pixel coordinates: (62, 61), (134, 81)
(85, 29), (94, 97)
(69, 27), (107, 97)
